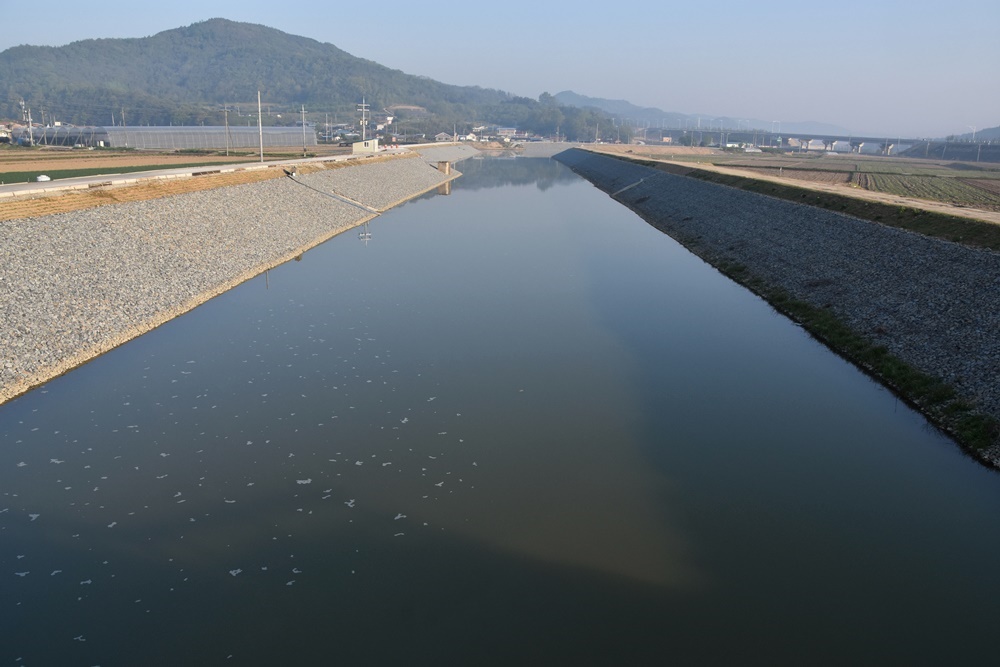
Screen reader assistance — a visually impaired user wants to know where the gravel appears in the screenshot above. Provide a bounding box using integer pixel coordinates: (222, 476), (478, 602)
(0, 155), (454, 404)
(556, 148), (1000, 463)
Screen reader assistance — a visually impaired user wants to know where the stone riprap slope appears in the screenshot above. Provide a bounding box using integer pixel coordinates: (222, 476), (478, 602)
(555, 148), (1000, 460)
(0, 155), (454, 404)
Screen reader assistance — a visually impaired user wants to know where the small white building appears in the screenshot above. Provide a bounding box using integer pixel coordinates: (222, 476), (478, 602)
(352, 138), (380, 154)
(434, 132), (453, 142)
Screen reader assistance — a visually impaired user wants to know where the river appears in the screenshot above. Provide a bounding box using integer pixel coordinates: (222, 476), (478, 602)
(2, 156), (999, 665)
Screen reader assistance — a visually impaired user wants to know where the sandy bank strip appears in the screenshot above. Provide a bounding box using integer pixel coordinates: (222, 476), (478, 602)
(0, 153), (461, 406)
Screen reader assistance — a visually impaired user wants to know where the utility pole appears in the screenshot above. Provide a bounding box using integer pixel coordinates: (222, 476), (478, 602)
(257, 91), (264, 163)
(357, 98), (369, 141)
(301, 105), (307, 157)
(19, 99), (34, 146)
(224, 106), (230, 156)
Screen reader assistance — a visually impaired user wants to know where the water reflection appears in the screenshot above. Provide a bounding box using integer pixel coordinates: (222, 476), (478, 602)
(459, 155), (578, 191)
(2, 157), (1000, 664)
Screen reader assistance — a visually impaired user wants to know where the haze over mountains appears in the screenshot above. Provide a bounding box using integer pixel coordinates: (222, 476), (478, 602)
(0, 18), (994, 141)
(553, 91), (850, 136)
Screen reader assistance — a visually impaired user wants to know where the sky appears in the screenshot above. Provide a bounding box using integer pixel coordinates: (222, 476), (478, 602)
(1, 0), (997, 138)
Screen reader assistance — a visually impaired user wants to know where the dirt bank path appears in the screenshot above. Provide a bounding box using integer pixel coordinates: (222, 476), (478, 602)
(588, 145), (1000, 226)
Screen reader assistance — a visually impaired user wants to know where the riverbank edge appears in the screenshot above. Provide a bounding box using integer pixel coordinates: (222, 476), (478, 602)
(0, 154), (462, 407)
(554, 148), (1000, 472)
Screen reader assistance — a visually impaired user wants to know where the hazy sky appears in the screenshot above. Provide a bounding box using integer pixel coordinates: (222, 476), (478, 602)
(1, 0), (996, 137)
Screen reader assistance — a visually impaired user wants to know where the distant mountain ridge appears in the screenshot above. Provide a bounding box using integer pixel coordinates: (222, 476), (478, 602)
(0, 18), (510, 126)
(554, 90), (850, 136)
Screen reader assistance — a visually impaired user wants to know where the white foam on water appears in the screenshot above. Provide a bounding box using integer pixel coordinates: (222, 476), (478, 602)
(229, 569), (242, 577)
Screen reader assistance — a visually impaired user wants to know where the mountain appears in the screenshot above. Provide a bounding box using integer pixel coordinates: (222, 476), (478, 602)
(0, 18), (511, 127)
(554, 90), (850, 136)
(952, 125), (1000, 142)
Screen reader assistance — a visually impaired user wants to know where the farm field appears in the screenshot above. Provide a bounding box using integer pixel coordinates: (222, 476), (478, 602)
(712, 154), (1000, 211)
(593, 144), (1000, 215)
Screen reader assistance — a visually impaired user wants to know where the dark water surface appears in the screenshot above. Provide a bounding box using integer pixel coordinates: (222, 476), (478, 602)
(3, 157), (1000, 665)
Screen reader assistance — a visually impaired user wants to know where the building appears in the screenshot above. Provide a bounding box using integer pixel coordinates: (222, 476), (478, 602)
(351, 138), (379, 154)
(831, 141), (852, 153)
(434, 132), (453, 142)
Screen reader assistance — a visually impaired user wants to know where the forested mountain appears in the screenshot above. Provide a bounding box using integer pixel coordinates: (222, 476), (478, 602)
(0, 18), (612, 139)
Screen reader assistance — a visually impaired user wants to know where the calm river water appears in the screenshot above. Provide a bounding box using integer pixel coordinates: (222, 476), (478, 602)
(3, 156), (1000, 665)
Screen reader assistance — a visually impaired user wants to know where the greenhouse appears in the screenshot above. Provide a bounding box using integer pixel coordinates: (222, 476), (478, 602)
(11, 125), (317, 150)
